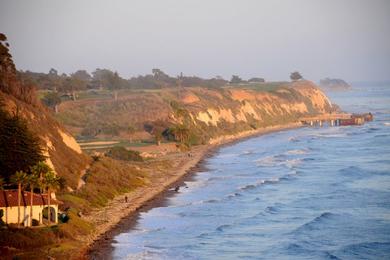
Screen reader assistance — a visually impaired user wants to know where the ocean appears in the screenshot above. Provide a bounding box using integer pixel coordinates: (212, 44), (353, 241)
(111, 84), (390, 259)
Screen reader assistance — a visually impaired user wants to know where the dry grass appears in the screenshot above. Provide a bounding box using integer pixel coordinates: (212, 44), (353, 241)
(71, 157), (147, 208)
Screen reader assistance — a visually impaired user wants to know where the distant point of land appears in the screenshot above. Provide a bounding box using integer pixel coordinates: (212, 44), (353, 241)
(319, 78), (352, 91)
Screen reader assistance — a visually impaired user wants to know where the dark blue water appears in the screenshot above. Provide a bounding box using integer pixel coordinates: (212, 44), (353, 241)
(112, 85), (390, 259)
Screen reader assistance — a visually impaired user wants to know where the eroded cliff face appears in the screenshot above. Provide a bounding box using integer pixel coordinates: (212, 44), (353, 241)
(0, 92), (90, 189)
(57, 80), (334, 144)
(191, 81), (332, 128)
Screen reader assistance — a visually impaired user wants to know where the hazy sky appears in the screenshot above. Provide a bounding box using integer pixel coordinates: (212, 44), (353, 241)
(1, 0), (389, 81)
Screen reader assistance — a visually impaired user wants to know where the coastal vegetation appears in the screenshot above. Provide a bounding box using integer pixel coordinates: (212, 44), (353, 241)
(290, 71), (303, 81)
(106, 146), (144, 162)
(0, 106), (45, 181)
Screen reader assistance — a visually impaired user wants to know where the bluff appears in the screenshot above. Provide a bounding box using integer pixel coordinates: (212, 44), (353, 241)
(57, 80), (335, 144)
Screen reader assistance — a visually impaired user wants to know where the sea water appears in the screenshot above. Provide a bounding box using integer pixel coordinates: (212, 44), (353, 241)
(112, 84), (390, 259)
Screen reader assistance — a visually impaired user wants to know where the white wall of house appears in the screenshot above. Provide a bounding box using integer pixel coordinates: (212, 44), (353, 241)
(0, 204), (58, 226)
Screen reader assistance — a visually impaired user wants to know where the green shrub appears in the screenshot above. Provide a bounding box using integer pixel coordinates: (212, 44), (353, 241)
(107, 146), (143, 161)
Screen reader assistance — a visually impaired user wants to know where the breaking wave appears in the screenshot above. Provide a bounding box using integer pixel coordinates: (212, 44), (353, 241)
(239, 150), (255, 156)
(255, 155), (303, 169)
(292, 212), (339, 234)
(285, 149), (309, 155)
(288, 136), (300, 142)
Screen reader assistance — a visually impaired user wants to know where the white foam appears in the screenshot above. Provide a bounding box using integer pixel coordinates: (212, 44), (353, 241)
(255, 155), (302, 168)
(268, 177), (280, 183)
(288, 170), (298, 176)
(124, 250), (163, 260)
(285, 158), (303, 168)
(285, 149), (309, 155)
(240, 150), (254, 156)
(310, 133), (347, 139)
(255, 155), (277, 166)
(217, 153), (239, 158)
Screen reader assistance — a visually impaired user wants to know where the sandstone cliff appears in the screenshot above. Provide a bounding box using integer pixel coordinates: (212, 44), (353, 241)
(57, 80), (334, 144)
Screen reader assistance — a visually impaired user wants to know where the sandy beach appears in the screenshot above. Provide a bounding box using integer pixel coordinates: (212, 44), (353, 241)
(83, 122), (302, 259)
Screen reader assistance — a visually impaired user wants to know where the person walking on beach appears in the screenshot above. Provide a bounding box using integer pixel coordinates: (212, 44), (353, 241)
(125, 196), (128, 203)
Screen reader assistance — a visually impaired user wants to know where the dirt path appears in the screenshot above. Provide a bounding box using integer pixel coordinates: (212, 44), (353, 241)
(77, 165), (90, 190)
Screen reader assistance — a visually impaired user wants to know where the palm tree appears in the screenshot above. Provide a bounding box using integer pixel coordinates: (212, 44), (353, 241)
(0, 177), (4, 190)
(10, 171), (28, 227)
(42, 171), (60, 225)
(27, 173), (39, 226)
(30, 161), (51, 193)
(171, 125), (190, 144)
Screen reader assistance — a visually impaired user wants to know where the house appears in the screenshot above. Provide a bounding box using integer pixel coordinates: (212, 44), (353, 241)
(0, 190), (59, 227)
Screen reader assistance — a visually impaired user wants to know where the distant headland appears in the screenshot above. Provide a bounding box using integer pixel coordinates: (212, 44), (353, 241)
(319, 78), (352, 91)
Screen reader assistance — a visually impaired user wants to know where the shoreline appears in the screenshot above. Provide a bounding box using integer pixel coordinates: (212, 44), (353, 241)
(84, 122), (302, 259)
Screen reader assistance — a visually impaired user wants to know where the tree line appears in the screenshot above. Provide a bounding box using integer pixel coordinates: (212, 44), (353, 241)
(18, 68), (229, 94)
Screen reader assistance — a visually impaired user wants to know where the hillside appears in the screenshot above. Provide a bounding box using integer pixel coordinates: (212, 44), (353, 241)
(0, 34), (89, 190)
(57, 80), (334, 146)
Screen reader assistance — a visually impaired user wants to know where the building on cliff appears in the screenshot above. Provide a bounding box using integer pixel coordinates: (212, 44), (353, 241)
(0, 190), (59, 226)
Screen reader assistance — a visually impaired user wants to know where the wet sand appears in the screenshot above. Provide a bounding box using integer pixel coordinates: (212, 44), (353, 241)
(84, 122), (302, 259)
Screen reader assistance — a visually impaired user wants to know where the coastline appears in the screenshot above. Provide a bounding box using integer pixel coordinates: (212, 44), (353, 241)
(83, 122), (302, 259)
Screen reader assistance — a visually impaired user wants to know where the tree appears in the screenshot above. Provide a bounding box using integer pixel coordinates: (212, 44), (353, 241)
(154, 131), (163, 146)
(42, 92), (61, 113)
(110, 72), (122, 101)
(48, 68), (58, 76)
(31, 161), (58, 225)
(152, 68), (171, 80)
(248, 77), (265, 83)
(1, 34), (37, 105)
(47, 68), (62, 92)
(42, 171), (60, 225)
(27, 173), (39, 226)
(30, 161), (52, 193)
(0, 108), (45, 182)
(127, 124), (136, 143)
(92, 69), (123, 100)
(0, 177), (4, 190)
(61, 76), (87, 101)
(72, 70), (91, 82)
(290, 71), (303, 81)
(10, 171), (28, 227)
(170, 125), (190, 145)
(230, 75), (243, 84)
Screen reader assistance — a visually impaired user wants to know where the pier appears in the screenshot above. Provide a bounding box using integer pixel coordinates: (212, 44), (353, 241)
(301, 113), (373, 127)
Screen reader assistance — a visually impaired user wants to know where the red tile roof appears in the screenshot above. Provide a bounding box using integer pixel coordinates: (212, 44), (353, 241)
(0, 190), (60, 207)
